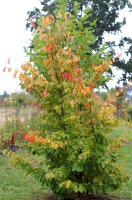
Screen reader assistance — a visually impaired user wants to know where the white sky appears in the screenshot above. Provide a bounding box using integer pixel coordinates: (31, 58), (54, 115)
(0, 0), (131, 94)
(0, 0), (41, 94)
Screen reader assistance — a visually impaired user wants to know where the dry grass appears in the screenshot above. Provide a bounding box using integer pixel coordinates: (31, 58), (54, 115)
(0, 106), (39, 128)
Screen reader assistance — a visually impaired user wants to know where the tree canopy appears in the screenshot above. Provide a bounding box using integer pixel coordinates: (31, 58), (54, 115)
(26, 0), (132, 82)
(10, 5), (127, 198)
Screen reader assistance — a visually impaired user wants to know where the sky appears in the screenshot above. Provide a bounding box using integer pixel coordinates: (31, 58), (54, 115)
(0, 0), (131, 94)
(0, 0), (41, 94)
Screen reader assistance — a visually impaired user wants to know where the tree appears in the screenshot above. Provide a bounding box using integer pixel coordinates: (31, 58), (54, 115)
(26, 0), (132, 82)
(10, 4), (127, 199)
(2, 90), (9, 97)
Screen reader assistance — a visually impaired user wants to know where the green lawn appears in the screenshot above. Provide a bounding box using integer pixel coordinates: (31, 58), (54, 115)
(0, 155), (46, 200)
(111, 124), (132, 141)
(119, 145), (132, 198)
(109, 125), (132, 199)
(0, 125), (132, 200)
(110, 144), (132, 199)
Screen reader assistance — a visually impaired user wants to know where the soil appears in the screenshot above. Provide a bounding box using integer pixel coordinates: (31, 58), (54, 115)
(8, 144), (22, 151)
(0, 152), (3, 157)
(123, 141), (132, 145)
(81, 194), (131, 200)
(44, 194), (131, 200)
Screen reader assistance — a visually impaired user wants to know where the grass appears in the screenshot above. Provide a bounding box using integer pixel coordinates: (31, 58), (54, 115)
(110, 144), (132, 199)
(0, 125), (132, 200)
(111, 123), (132, 141)
(0, 155), (47, 200)
(119, 145), (132, 198)
(109, 124), (132, 199)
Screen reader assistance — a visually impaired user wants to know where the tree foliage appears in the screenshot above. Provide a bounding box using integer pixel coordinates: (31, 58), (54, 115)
(26, 0), (132, 82)
(10, 4), (127, 199)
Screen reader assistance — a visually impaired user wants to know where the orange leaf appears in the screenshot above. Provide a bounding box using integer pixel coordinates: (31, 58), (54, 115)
(82, 87), (91, 96)
(42, 90), (47, 98)
(115, 92), (120, 97)
(44, 59), (50, 65)
(21, 64), (29, 71)
(19, 73), (24, 81)
(8, 67), (12, 72)
(43, 44), (54, 52)
(13, 70), (18, 78)
(69, 35), (74, 41)
(85, 102), (90, 109)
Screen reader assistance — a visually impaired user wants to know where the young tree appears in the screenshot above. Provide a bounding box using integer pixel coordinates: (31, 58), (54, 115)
(11, 4), (127, 199)
(26, 0), (132, 82)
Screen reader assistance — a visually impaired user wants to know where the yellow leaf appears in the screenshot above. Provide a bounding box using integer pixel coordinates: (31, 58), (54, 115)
(45, 172), (55, 180)
(65, 180), (71, 189)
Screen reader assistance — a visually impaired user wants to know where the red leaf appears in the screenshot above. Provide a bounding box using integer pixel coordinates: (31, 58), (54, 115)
(61, 72), (66, 78)
(66, 73), (70, 79)
(10, 133), (15, 145)
(31, 21), (35, 28)
(90, 84), (94, 89)
(24, 134), (29, 141)
(3, 67), (7, 72)
(37, 104), (41, 109)
(72, 75), (76, 80)
(30, 135), (35, 142)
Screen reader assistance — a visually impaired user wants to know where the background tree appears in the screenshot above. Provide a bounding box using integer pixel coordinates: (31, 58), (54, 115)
(26, 0), (132, 82)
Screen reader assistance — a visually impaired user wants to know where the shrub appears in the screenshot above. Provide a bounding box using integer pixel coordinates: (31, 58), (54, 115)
(10, 2), (127, 199)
